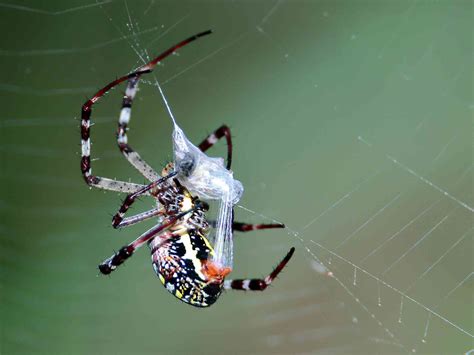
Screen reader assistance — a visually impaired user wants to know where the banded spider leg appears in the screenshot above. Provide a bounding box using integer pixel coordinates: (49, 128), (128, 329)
(224, 247), (295, 291)
(80, 30), (212, 193)
(111, 172), (177, 229)
(234, 221), (285, 232)
(116, 75), (161, 182)
(201, 122), (291, 292)
(99, 207), (194, 275)
(208, 219), (293, 291)
(198, 125), (233, 170)
(198, 125), (283, 228)
(209, 220), (285, 232)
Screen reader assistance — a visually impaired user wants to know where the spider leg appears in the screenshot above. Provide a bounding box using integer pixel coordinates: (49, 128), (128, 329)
(99, 209), (191, 275)
(198, 125), (233, 169)
(116, 75), (161, 182)
(113, 208), (163, 229)
(223, 247), (295, 291)
(233, 221), (285, 232)
(208, 220), (285, 233)
(81, 99), (147, 193)
(112, 172), (177, 228)
(81, 30), (212, 191)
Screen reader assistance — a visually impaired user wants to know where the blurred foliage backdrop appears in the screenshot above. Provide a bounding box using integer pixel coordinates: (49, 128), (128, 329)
(1, 0), (472, 354)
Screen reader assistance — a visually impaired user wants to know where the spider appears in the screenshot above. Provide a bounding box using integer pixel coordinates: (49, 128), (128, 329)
(80, 30), (295, 307)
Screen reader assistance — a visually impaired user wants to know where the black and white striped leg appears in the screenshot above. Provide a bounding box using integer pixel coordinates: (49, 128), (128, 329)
(208, 220), (285, 232)
(99, 210), (190, 275)
(117, 76), (161, 182)
(81, 30), (212, 192)
(113, 208), (163, 229)
(81, 97), (147, 193)
(112, 172), (177, 228)
(232, 221), (285, 232)
(223, 247), (295, 291)
(198, 125), (233, 170)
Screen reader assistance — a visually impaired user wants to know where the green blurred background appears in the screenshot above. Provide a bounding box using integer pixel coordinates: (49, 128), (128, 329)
(1, 0), (472, 354)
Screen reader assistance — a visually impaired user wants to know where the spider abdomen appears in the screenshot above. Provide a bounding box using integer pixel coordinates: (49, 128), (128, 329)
(149, 230), (223, 307)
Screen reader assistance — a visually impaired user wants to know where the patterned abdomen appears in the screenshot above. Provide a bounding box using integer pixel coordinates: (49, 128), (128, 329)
(149, 229), (223, 307)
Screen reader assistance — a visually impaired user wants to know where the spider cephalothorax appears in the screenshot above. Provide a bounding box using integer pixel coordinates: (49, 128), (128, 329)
(81, 30), (295, 307)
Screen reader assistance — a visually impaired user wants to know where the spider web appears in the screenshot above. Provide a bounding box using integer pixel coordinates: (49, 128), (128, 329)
(0, 1), (472, 354)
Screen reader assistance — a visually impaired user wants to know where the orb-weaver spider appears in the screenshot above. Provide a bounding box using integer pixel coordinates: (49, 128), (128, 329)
(80, 30), (295, 307)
